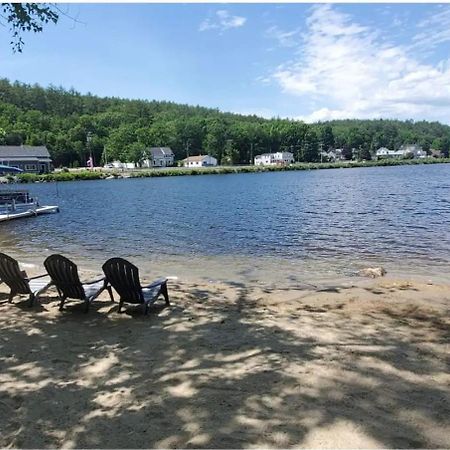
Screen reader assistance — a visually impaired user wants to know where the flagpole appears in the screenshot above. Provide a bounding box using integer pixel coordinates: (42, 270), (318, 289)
(87, 132), (93, 170)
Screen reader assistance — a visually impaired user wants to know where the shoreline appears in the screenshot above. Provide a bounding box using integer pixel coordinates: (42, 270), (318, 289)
(12, 158), (450, 183)
(6, 249), (450, 289)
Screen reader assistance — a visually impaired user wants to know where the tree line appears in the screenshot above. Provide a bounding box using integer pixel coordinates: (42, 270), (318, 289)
(0, 78), (449, 168)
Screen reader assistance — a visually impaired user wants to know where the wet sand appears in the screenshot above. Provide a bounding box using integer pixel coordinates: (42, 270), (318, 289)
(0, 269), (449, 448)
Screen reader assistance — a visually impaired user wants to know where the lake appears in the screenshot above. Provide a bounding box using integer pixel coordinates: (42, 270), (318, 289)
(1, 164), (450, 286)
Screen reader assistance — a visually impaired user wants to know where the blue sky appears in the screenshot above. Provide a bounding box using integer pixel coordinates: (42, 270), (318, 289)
(1, 3), (449, 123)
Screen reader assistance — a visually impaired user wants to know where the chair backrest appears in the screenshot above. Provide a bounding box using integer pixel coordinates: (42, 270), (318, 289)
(0, 253), (31, 294)
(102, 257), (143, 303)
(44, 254), (85, 300)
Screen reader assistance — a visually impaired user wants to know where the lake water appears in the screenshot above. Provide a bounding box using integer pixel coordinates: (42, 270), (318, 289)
(1, 164), (450, 286)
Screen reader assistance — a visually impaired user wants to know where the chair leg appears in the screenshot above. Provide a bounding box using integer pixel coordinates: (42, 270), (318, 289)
(59, 296), (67, 311)
(28, 293), (35, 307)
(84, 300), (90, 313)
(107, 286), (115, 302)
(161, 282), (170, 306)
(118, 300), (123, 313)
(8, 291), (15, 303)
(144, 303), (149, 315)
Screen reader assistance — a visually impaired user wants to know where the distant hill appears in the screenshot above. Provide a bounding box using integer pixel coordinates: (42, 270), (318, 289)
(0, 78), (449, 167)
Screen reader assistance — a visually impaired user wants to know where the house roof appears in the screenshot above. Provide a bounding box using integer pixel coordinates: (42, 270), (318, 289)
(0, 145), (51, 159)
(255, 152), (293, 158)
(148, 147), (174, 157)
(0, 157), (52, 162)
(183, 155), (215, 162)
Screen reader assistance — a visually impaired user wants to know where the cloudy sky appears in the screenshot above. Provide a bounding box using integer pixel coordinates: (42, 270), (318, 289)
(1, 3), (449, 123)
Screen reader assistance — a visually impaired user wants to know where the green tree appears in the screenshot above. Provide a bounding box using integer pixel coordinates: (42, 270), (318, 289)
(319, 124), (335, 150)
(204, 119), (227, 162)
(0, 3), (59, 52)
(1, 78), (450, 168)
(301, 129), (319, 162)
(221, 139), (239, 165)
(432, 137), (450, 158)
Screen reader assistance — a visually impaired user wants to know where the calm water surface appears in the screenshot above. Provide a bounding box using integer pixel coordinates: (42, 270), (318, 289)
(1, 164), (450, 285)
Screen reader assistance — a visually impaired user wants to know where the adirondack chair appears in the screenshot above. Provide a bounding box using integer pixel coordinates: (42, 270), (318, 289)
(102, 257), (170, 315)
(0, 252), (52, 306)
(44, 254), (113, 312)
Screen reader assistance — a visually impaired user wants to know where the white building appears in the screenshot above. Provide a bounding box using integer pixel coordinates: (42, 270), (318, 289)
(376, 147), (395, 158)
(183, 155), (218, 167)
(254, 152), (294, 166)
(142, 147), (174, 168)
(321, 148), (345, 162)
(400, 144), (427, 158)
(376, 145), (427, 159)
(106, 161), (136, 169)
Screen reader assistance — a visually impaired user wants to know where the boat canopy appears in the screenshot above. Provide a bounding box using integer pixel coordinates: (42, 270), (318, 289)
(0, 164), (23, 173)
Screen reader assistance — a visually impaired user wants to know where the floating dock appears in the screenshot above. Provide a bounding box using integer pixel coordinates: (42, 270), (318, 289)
(0, 205), (59, 222)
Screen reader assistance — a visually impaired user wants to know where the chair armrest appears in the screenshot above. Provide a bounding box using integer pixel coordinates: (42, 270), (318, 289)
(144, 277), (168, 289)
(28, 273), (50, 280)
(84, 276), (106, 285)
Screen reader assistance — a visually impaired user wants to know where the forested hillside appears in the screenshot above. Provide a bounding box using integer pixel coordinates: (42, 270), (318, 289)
(1, 78), (449, 167)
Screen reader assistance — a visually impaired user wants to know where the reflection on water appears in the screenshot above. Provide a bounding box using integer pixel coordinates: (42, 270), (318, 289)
(1, 164), (450, 285)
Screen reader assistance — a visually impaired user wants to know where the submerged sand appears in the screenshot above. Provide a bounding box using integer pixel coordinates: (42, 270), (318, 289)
(0, 272), (449, 448)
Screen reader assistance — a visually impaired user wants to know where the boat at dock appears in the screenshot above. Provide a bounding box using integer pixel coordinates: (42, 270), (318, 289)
(0, 189), (59, 222)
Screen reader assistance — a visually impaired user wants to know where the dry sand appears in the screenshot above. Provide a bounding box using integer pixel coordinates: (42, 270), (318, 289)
(0, 271), (449, 448)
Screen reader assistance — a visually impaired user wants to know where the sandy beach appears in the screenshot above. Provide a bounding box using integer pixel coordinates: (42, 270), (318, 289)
(0, 269), (449, 448)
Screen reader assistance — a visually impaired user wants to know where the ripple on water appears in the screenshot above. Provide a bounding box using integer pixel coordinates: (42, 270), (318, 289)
(1, 164), (450, 282)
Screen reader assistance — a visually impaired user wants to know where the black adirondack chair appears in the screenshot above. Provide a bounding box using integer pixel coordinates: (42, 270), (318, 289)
(0, 252), (52, 306)
(102, 257), (170, 315)
(44, 254), (113, 312)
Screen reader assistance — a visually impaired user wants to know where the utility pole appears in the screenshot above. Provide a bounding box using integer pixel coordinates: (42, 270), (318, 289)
(250, 142), (254, 165)
(319, 142), (324, 163)
(186, 139), (191, 159)
(225, 139), (233, 165)
(103, 145), (107, 166)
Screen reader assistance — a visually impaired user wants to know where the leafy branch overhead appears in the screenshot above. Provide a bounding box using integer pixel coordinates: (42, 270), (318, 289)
(0, 3), (59, 52)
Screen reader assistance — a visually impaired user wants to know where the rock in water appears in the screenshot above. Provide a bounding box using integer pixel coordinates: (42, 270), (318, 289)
(359, 267), (386, 278)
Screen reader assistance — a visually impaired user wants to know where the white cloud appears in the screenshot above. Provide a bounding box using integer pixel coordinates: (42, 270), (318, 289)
(268, 5), (450, 124)
(412, 6), (450, 51)
(199, 10), (247, 32)
(265, 25), (300, 48)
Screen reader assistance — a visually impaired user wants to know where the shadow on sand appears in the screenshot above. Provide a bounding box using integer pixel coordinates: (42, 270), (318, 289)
(0, 281), (449, 448)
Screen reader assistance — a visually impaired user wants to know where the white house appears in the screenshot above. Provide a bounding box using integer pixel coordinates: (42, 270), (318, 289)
(183, 155), (217, 167)
(142, 147), (174, 167)
(254, 151), (294, 166)
(320, 148), (346, 162)
(376, 147), (409, 159)
(376, 145), (427, 159)
(399, 144), (427, 158)
(376, 147), (394, 158)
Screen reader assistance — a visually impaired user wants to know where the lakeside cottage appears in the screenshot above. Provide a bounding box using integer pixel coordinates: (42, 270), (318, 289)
(376, 144), (427, 160)
(0, 145), (53, 173)
(142, 147), (174, 168)
(183, 155), (217, 167)
(254, 151), (294, 166)
(320, 148), (346, 162)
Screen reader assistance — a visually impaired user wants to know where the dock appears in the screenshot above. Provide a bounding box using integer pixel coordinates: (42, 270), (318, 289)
(0, 205), (59, 222)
